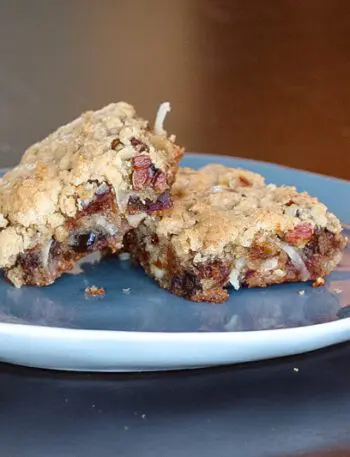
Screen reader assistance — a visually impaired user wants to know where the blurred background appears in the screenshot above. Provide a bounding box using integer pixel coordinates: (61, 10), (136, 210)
(1, 0), (350, 178)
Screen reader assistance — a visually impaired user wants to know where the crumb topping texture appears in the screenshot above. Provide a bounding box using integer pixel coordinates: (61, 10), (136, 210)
(148, 165), (342, 262)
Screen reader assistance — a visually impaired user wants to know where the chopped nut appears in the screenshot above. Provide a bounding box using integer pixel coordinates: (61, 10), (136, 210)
(152, 170), (167, 192)
(127, 192), (172, 214)
(132, 155), (152, 169)
(284, 222), (314, 246)
(110, 138), (120, 150)
(238, 175), (251, 187)
(85, 285), (106, 298)
(312, 277), (325, 288)
(130, 137), (148, 152)
(132, 168), (150, 190)
(131, 156), (166, 192)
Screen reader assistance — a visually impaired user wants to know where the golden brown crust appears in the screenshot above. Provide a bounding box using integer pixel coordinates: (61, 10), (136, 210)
(157, 166), (342, 258)
(0, 102), (183, 283)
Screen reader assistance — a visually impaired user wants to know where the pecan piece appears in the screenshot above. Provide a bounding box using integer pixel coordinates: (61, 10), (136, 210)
(131, 155), (167, 191)
(284, 222), (314, 246)
(132, 155), (152, 169)
(152, 170), (167, 192)
(130, 137), (148, 153)
(238, 175), (252, 187)
(146, 192), (172, 212)
(127, 196), (145, 214)
(111, 138), (120, 150)
(132, 168), (150, 191)
(127, 191), (172, 214)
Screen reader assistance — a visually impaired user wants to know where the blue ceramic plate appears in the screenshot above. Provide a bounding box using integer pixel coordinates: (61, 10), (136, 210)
(0, 154), (349, 371)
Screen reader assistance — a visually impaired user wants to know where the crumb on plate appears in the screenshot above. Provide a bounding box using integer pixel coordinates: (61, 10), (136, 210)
(312, 277), (325, 288)
(122, 288), (131, 294)
(293, 367), (299, 372)
(298, 290), (305, 296)
(334, 287), (343, 294)
(85, 285), (106, 298)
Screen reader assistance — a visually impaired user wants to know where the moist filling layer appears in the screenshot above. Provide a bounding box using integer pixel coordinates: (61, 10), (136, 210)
(8, 187), (123, 286)
(127, 227), (345, 303)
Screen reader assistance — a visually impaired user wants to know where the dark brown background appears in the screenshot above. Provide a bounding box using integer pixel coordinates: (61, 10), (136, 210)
(1, 0), (350, 178)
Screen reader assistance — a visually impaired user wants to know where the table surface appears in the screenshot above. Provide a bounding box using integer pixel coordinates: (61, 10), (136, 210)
(0, 1), (350, 456)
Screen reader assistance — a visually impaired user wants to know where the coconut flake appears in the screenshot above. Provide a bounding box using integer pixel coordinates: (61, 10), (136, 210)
(211, 185), (225, 193)
(229, 270), (240, 290)
(116, 188), (131, 210)
(154, 102), (171, 135)
(150, 265), (165, 279)
(41, 239), (53, 268)
(280, 241), (309, 281)
(229, 259), (246, 290)
(127, 212), (147, 228)
(261, 257), (278, 272)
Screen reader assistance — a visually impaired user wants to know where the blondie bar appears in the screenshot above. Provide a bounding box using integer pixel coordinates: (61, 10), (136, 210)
(0, 102), (183, 287)
(126, 165), (346, 303)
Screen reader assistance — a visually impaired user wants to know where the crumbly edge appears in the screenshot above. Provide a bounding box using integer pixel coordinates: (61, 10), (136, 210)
(5, 186), (126, 287)
(0, 102), (184, 269)
(126, 226), (346, 303)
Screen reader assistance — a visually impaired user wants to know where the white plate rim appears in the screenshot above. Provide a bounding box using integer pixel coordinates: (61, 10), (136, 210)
(0, 317), (349, 341)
